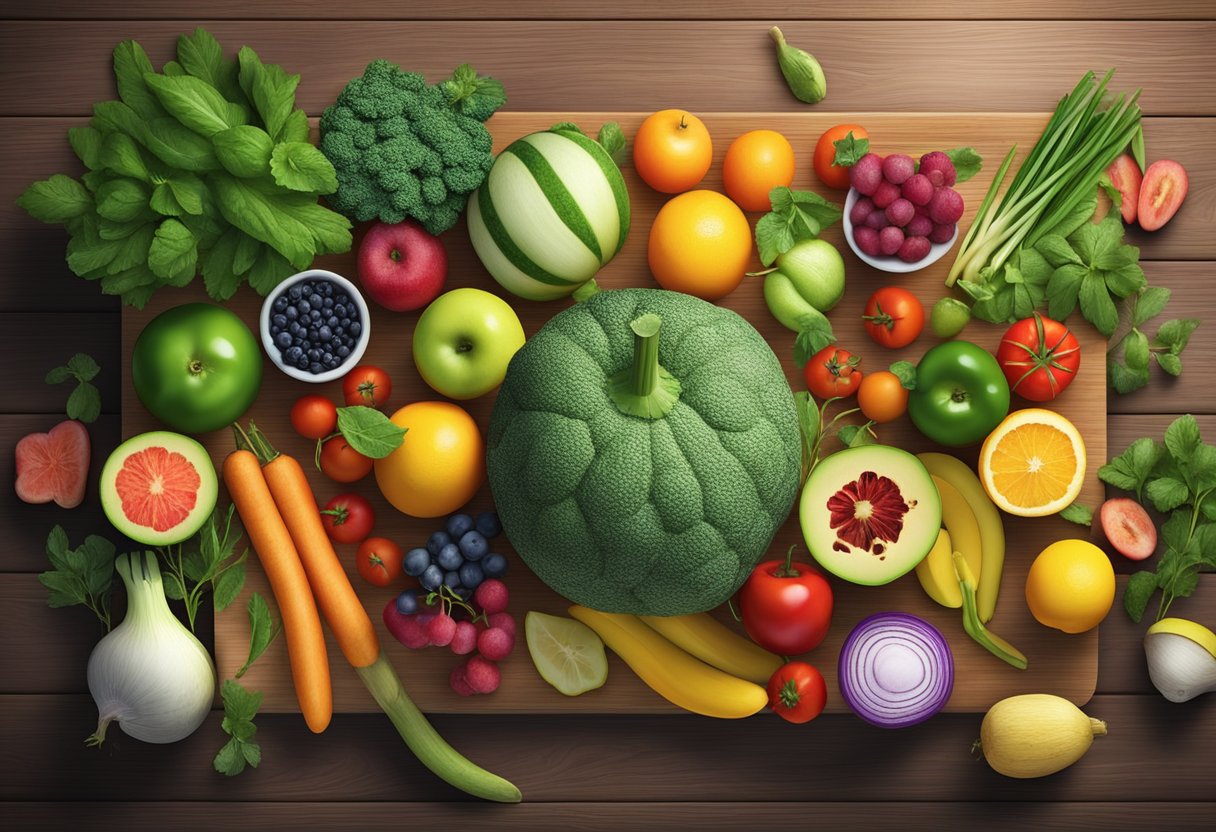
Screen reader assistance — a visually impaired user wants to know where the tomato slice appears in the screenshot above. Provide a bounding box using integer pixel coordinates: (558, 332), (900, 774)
(1137, 160), (1188, 232)
(1106, 153), (1142, 225)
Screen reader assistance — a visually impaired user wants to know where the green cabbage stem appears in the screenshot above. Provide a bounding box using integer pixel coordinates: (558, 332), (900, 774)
(609, 314), (682, 419)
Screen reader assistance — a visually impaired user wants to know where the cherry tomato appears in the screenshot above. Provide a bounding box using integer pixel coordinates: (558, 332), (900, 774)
(342, 365), (392, 408)
(356, 536), (405, 588)
(856, 370), (909, 424)
(737, 547), (834, 655)
(995, 313), (1081, 402)
(319, 436), (373, 483)
(803, 346), (862, 400)
(766, 661), (828, 724)
(814, 124), (869, 190)
(290, 395), (338, 440)
(862, 287), (924, 349)
(320, 493), (376, 544)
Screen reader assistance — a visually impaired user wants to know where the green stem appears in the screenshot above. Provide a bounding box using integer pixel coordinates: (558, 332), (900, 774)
(607, 315), (682, 419)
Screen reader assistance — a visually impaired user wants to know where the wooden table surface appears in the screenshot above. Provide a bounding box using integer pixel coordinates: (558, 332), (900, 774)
(3, 3), (1215, 829)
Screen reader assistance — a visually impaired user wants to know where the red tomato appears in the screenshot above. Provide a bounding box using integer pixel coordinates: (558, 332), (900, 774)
(320, 493), (376, 544)
(319, 436), (373, 483)
(356, 536), (405, 588)
(814, 124), (869, 190)
(766, 661), (827, 724)
(803, 346), (862, 400)
(996, 313), (1081, 402)
(342, 365), (392, 407)
(737, 548), (834, 655)
(290, 395), (338, 440)
(862, 287), (925, 349)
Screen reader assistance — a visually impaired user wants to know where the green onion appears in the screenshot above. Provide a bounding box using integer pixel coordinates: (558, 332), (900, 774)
(946, 70), (1141, 287)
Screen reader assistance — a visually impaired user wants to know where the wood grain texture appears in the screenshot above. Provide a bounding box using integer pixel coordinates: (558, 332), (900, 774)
(2, 694), (1211, 802)
(7, 1), (1216, 20)
(0, 313), (121, 415)
(111, 112), (1105, 714)
(1, 22), (1214, 115)
(7, 802), (1216, 832)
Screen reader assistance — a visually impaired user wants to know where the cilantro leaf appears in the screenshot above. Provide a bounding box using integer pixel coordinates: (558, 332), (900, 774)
(945, 147), (983, 183)
(37, 526), (116, 629)
(832, 132), (870, 167)
(1059, 503), (1093, 527)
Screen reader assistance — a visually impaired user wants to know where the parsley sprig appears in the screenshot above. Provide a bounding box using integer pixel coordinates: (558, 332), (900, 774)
(214, 680), (263, 777)
(45, 353), (102, 423)
(37, 526), (117, 629)
(1100, 415), (1216, 622)
(159, 504), (248, 633)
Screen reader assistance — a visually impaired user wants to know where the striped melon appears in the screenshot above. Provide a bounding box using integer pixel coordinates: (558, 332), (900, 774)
(467, 126), (630, 301)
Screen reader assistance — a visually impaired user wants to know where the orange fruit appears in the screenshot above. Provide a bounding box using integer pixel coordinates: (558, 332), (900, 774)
(1025, 539), (1115, 633)
(979, 408), (1086, 517)
(647, 190), (752, 300)
(722, 129), (796, 211)
(632, 109), (713, 194)
(374, 401), (484, 518)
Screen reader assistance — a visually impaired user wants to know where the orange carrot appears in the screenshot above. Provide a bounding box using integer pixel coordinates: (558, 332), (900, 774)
(263, 452), (381, 668)
(222, 449), (333, 733)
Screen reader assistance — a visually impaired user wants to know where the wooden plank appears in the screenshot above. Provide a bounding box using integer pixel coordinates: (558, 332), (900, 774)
(5, 802), (1216, 831)
(0, 415), (121, 569)
(6, 1), (1216, 20)
(106, 112), (1103, 715)
(4, 116), (1212, 261)
(1, 694), (1210, 802)
(0, 22), (1214, 116)
(0, 313), (120, 415)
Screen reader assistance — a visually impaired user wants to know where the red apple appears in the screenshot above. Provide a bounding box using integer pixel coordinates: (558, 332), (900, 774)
(357, 220), (448, 312)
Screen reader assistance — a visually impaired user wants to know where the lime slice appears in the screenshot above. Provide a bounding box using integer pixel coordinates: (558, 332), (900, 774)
(525, 611), (608, 696)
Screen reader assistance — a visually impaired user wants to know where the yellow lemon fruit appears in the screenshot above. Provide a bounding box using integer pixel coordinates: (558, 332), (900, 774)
(647, 189), (752, 301)
(1025, 539), (1115, 633)
(979, 408), (1086, 517)
(374, 401), (484, 518)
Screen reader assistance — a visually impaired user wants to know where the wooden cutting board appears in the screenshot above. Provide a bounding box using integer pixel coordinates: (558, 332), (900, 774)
(121, 112), (1105, 716)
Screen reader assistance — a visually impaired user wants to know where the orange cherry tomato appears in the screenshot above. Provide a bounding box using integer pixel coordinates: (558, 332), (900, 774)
(632, 109), (713, 194)
(857, 371), (909, 424)
(722, 130), (795, 212)
(814, 124), (869, 190)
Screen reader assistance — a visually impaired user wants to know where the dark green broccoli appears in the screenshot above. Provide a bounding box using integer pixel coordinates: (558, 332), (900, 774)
(319, 60), (506, 234)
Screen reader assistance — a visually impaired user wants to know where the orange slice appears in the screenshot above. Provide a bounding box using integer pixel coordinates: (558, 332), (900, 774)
(979, 408), (1086, 517)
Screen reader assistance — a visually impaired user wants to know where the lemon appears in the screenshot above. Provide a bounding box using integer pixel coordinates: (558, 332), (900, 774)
(1025, 540), (1115, 633)
(979, 408), (1086, 517)
(525, 611), (609, 696)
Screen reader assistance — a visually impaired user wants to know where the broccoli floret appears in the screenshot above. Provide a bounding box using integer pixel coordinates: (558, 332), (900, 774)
(319, 60), (506, 235)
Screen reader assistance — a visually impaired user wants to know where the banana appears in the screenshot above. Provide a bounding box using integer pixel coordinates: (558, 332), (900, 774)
(915, 527), (960, 608)
(933, 473), (983, 581)
(639, 612), (782, 685)
(919, 452), (1006, 623)
(569, 606), (769, 719)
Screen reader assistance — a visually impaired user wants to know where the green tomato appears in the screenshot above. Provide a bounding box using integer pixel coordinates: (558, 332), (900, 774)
(761, 239), (845, 332)
(908, 340), (1010, 447)
(131, 303), (262, 434)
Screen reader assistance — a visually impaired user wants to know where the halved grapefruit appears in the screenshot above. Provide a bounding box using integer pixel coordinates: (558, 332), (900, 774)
(100, 431), (217, 545)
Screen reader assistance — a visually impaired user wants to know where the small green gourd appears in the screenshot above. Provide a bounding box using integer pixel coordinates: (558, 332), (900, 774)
(770, 27), (827, 105)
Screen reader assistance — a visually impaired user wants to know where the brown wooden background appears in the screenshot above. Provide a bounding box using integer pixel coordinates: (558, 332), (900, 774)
(2, 2), (1215, 829)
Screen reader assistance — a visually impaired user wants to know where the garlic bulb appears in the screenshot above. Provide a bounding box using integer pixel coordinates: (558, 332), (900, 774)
(1144, 618), (1216, 703)
(86, 551), (216, 745)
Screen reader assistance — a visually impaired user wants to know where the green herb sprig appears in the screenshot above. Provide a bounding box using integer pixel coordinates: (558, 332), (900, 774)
(45, 353), (102, 423)
(159, 504), (247, 633)
(1107, 286), (1199, 394)
(38, 526), (118, 630)
(214, 679), (263, 777)
(755, 186), (842, 267)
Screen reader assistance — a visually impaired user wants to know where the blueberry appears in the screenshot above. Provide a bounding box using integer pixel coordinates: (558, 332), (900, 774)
(436, 543), (463, 571)
(285, 305), (298, 321)
(443, 570), (461, 590)
(288, 285), (303, 300)
(426, 530), (452, 557)
(307, 328), (319, 342)
(339, 317), (351, 329)
(419, 564), (443, 592)
(323, 297), (334, 309)
(272, 313), (288, 328)
(295, 356), (310, 370)
(446, 513), (475, 540)
(395, 589), (419, 616)
(273, 295), (288, 312)
(310, 309), (322, 322)
(298, 300), (311, 314)
(323, 357), (339, 370)
(275, 331), (292, 350)
(308, 347), (321, 361)
(458, 561), (484, 590)
(403, 547), (431, 577)
(334, 304), (347, 318)
(285, 346), (304, 364)
(475, 511), (502, 539)
(458, 530), (488, 560)
(319, 326), (333, 342)
(350, 321), (362, 337)
(326, 315), (340, 329)
(321, 282), (333, 296)
(336, 345), (350, 358)
(481, 552), (508, 578)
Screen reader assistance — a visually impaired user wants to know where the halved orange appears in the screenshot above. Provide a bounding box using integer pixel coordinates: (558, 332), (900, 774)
(979, 408), (1086, 517)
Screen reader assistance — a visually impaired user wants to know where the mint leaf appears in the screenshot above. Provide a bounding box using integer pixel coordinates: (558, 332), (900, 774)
(1099, 436), (1162, 500)
(65, 353), (100, 381)
(335, 406), (407, 459)
(1124, 329), (1150, 373)
(1147, 476), (1190, 513)
(68, 127), (105, 171)
(889, 360), (917, 390)
(596, 122), (626, 163)
(1123, 570), (1158, 623)
(1155, 351), (1183, 376)
(147, 219), (198, 282)
(1109, 357), (1148, 395)
(756, 187), (842, 265)
(270, 142), (338, 194)
(832, 132), (869, 167)
(222, 678), (262, 724)
(1059, 503), (1093, 527)
(1132, 286), (1171, 327)
(1155, 318), (1200, 355)
(755, 212), (794, 267)
(38, 527), (116, 629)
(66, 384), (102, 423)
(945, 147), (983, 183)
(112, 39), (163, 120)
(95, 178), (148, 223)
(46, 354), (103, 423)
(1165, 415), (1203, 465)
(212, 558), (246, 612)
(793, 316), (836, 365)
(100, 132), (150, 182)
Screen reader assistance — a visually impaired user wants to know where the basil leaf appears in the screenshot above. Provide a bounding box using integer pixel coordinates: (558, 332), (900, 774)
(335, 406), (407, 459)
(18, 175), (93, 223)
(147, 218), (198, 281)
(214, 125), (275, 178)
(270, 142), (338, 194)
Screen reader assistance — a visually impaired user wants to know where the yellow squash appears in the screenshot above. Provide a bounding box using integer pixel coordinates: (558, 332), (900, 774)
(569, 606), (769, 719)
(979, 693), (1106, 778)
(639, 612), (782, 685)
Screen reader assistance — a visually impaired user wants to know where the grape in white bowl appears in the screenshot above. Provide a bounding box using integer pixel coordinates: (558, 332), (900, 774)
(843, 151), (963, 273)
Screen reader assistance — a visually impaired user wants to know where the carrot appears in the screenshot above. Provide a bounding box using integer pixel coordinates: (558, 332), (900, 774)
(263, 452), (380, 668)
(221, 449), (333, 734)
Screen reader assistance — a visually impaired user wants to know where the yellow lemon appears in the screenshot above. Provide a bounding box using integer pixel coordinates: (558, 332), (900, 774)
(1025, 539), (1115, 633)
(647, 189), (752, 301)
(979, 408), (1086, 517)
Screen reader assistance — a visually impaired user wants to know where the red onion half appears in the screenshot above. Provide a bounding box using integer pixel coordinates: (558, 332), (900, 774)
(839, 612), (954, 728)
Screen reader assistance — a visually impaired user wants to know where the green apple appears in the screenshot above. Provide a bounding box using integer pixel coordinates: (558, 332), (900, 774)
(412, 288), (526, 399)
(759, 239), (846, 333)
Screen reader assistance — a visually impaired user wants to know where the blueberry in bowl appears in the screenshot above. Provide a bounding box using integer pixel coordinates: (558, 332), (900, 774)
(260, 269), (371, 382)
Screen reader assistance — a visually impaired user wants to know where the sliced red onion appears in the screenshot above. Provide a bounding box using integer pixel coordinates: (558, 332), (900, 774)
(839, 612), (953, 728)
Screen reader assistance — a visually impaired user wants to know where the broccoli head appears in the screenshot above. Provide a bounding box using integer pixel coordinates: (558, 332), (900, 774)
(319, 60), (506, 235)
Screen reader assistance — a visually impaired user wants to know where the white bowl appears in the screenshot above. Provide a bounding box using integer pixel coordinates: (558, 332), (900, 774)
(260, 269), (371, 383)
(842, 188), (958, 274)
